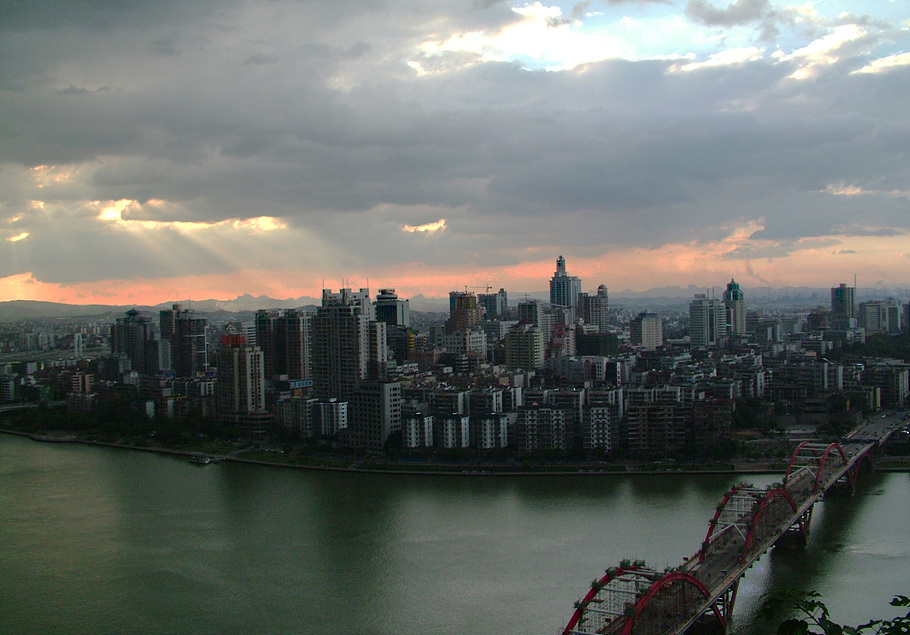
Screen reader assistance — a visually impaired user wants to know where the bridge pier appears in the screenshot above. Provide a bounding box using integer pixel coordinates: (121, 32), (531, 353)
(559, 431), (891, 635)
(826, 479), (856, 496)
(775, 506), (812, 550)
(687, 614), (731, 635)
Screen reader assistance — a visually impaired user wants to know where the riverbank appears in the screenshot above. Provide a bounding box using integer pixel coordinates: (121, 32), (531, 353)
(4, 427), (908, 476)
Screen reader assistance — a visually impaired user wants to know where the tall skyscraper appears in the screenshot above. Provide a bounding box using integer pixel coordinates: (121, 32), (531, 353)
(73, 332), (84, 358)
(159, 305), (177, 341)
(549, 255), (582, 312)
(885, 298), (902, 335)
(449, 290), (467, 313)
(578, 284), (609, 333)
(255, 309), (312, 380)
(831, 283), (856, 326)
(505, 324), (546, 371)
(312, 288), (385, 401)
(689, 294), (724, 349)
(215, 328), (268, 433)
(858, 300), (886, 333)
(160, 304), (208, 377)
(723, 278), (746, 335)
(446, 292), (483, 334)
(517, 299), (556, 342)
(374, 289), (410, 328)
(630, 312), (663, 350)
(478, 288), (508, 319)
(175, 311), (208, 377)
(111, 309), (151, 373)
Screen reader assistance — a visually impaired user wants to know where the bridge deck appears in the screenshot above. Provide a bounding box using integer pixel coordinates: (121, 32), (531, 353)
(561, 414), (906, 635)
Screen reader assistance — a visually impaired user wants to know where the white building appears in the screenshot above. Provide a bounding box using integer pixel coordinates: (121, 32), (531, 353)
(471, 413), (509, 449)
(549, 255), (582, 317)
(215, 330), (268, 434)
(689, 295), (724, 349)
(582, 405), (613, 452)
(434, 413), (470, 449)
(630, 312), (663, 350)
(317, 399), (348, 436)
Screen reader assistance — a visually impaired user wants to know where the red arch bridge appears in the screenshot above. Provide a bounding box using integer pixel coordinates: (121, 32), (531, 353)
(558, 421), (900, 635)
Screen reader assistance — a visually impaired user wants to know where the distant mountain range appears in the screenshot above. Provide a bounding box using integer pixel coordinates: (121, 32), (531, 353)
(1, 285), (905, 321)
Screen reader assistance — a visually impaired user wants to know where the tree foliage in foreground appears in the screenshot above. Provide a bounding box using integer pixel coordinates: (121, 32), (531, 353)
(761, 589), (910, 635)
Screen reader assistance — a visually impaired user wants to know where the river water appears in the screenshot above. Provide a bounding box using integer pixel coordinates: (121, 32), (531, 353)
(1, 434), (907, 635)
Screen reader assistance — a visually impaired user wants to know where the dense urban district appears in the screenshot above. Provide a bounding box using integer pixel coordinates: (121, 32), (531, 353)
(2, 257), (910, 471)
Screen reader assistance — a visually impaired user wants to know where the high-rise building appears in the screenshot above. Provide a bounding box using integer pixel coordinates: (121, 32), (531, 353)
(549, 255), (582, 314)
(159, 305), (177, 341)
(312, 288), (385, 401)
(578, 284), (609, 333)
(111, 309), (151, 373)
(402, 401), (433, 449)
(478, 288), (508, 319)
(517, 299), (556, 342)
(368, 321), (389, 381)
(858, 301), (886, 334)
(505, 323), (546, 371)
(831, 283), (856, 326)
(446, 292), (483, 334)
(255, 309), (312, 380)
(630, 312), (663, 350)
(349, 380), (402, 451)
(316, 399), (348, 437)
(145, 339), (171, 374)
(689, 295), (724, 349)
(160, 304), (208, 377)
(73, 332), (84, 358)
(215, 329), (268, 434)
(175, 311), (208, 378)
(723, 278), (746, 335)
(375, 289), (410, 328)
(449, 290), (467, 313)
(886, 298), (902, 335)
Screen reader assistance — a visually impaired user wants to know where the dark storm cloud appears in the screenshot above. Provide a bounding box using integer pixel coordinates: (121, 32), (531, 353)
(0, 0), (223, 31)
(1, 0), (909, 286)
(685, 0), (770, 27)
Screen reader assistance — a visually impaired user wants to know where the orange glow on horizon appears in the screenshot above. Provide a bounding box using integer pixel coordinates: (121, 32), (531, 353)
(2, 233), (907, 307)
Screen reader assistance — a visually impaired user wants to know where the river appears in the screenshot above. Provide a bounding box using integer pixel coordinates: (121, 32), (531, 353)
(1, 434), (907, 635)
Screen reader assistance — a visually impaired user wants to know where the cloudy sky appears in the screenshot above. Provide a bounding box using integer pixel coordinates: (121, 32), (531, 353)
(2, 0), (909, 305)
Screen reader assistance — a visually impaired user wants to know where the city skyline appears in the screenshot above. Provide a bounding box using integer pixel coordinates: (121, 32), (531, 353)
(2, 0), (909, 305)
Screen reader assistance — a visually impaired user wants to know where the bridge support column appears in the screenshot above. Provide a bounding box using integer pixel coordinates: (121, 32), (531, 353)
(690, 580), (739, 635)
(715, 579), (739, 635)
(775, 506), (812, 550)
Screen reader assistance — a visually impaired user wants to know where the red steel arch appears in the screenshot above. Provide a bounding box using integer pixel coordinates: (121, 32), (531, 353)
(784, 440), (811, 484)
(560, 565), (647, 635)
(700, 483), (754, 562)
(851, 451), (874, 483)
(784, 442), (848, 494)
(561, 430), (885, 635)
(812, 443), (848, 493)
(620, 571), (721, 635)
(742, 487), (802, 560)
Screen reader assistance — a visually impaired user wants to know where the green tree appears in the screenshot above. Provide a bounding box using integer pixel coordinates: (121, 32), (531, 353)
(761, 589), (910, 635)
